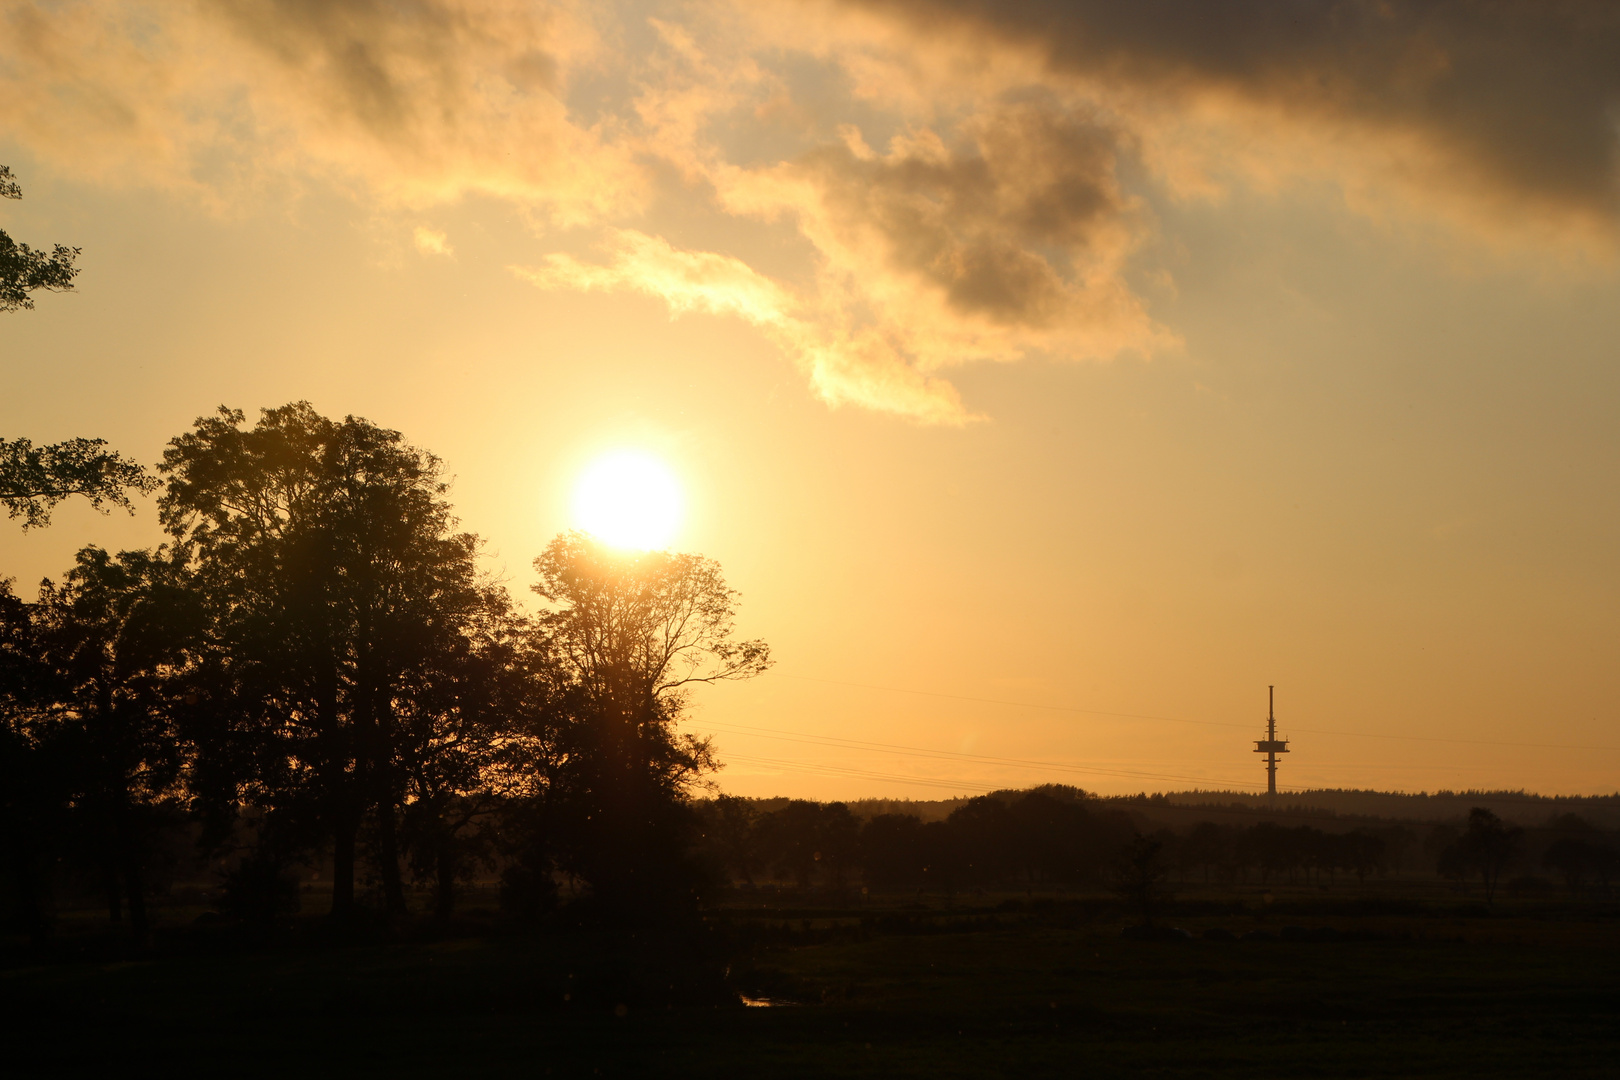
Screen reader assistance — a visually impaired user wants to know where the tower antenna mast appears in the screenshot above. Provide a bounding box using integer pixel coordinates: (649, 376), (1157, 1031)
(1254, 685), (1289, 800)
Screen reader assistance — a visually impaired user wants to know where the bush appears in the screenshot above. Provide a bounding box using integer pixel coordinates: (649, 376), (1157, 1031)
(499, 861), (558, 921)
(217, 854), (300, 924)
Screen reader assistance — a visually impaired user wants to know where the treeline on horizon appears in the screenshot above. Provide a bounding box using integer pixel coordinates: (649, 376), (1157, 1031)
(808, 787), (1620, 828)
(696, 787), (1620, 905)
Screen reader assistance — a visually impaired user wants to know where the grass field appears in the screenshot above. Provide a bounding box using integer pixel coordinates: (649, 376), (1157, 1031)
(4, 887), (1617, 1077)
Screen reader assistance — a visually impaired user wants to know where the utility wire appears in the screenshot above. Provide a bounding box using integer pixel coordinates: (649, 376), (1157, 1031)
(774, 673), (1620, 754)
(701, 719), (1270, 791)
(723, 753), (991, 794)
(705, 720), (1579, 798)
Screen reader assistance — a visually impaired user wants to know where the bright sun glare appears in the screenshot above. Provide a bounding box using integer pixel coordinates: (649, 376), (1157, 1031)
(572, 450), (683, 550)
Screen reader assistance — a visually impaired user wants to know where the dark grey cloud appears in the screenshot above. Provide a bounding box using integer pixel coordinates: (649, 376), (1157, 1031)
(798, 101), (1127, 326)
(849, 0), (1620, 217)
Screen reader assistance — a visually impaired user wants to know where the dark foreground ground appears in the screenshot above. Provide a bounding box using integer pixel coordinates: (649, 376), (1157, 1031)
(4, 889), (1617, 1078)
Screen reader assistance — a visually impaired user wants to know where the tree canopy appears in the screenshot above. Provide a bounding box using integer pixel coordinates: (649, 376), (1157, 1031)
(528, 531), (772, 913)
(159, 403), (512, 918)
(0, 402), (780, 934)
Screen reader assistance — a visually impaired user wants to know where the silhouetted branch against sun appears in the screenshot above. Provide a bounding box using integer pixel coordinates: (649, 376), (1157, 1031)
(532, 530), (772, 711)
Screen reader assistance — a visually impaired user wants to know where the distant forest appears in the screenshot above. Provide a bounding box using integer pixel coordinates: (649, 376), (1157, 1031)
(699, 786), (1620, 906)
(1, 403), (1616, 943)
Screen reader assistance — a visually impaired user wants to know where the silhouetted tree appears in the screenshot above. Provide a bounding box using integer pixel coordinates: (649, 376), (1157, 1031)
(488, 625), (573, 921)
(1182, 821), (1234, 884)
(1541, 815), (1617, 897)
(532, 531), (769, 915)
(396, 602), (536, 923)
(819, 802), (860, 888)
(759, 800), (826, 888)
(0, 165), (79, 313)
(946, 796), (1013, 887)
(700, 795), (763, 886)
(1449, 807), (1521, 904)
(30, 546), (202, 938)
(0, 579), (71, 939)
(1110, 834), (1173, 927)
(1344, 829), (1388, 884)
(160, 403), (508, 921)
(1, 437), (157, 529)
(858, 813), (931, 892)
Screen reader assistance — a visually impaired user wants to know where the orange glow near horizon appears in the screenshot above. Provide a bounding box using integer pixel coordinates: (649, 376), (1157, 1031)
(4, 2), (1620, 801)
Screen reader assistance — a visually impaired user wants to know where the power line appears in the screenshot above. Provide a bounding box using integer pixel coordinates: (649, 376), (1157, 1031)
(712, 718), (1567, 793)
(723, 753), (990, 794)
(696, 720), (1271, 791)
(774, 673), (1620, 754)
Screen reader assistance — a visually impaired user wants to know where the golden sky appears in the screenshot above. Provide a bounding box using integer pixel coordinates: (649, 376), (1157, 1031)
(2, 0), (1618, 798)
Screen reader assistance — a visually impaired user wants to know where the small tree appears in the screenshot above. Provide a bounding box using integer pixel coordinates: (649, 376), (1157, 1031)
(1110, 834), (1173, 927)
(702, 795), (762, 886)
(1455, 807), (1521, 905)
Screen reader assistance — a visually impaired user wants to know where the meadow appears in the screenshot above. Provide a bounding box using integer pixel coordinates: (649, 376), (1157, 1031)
(5, 878), (1616, 1078)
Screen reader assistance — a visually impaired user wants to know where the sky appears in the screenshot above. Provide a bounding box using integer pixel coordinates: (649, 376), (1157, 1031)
(2, 0), (1618, 799)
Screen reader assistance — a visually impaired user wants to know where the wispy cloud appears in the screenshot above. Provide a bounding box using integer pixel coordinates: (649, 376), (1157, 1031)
(412, 226), (453, 257)
(515, 229), (973, 423)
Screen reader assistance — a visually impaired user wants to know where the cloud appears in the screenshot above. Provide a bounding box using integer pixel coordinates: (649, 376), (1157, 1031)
(513, 87), (1179, 422)
(413, 226), (453, 257)
(6, 1), (1617, 422)
(514, 230), (973, 423)
(510, 10), (1178, 422)
(835, 0), (1620, 241)
(0, 0), (637, 217)
(714, 102), (1168, 362)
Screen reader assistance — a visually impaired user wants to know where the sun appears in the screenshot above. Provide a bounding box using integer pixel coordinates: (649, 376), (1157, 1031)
(571, 450), (683, 550)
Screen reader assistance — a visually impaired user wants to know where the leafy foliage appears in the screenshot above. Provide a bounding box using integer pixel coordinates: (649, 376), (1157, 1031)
(0, 403), (783, 932)
(0, 437), (158, 529)
(159, 403), (515, 919)
(0, 165), (79, 312)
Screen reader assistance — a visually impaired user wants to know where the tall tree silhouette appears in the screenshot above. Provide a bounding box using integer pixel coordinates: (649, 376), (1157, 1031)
(533, 531), (770, 914)
(160, 403), (507, 920)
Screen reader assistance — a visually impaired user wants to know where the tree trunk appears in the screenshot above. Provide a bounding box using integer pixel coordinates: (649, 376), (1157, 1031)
(103, 860), (122, 925)
(9, 854), (51, 944)
(377, 800), (407, 918)
(331, 816), (357, 919)
(124, 858), (148, 941)
(435, 837), (455, 924)
(320, 650), (356, 921)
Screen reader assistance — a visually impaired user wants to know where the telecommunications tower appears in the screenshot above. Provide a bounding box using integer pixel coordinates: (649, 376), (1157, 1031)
(1254, 685), (1289, 797)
